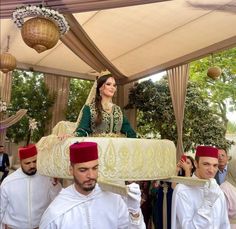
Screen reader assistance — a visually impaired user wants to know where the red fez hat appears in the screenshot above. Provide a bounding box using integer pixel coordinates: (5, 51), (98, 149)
(19, 144), (37, 160)
(195, 146), (218, 159)
(70, 142), (98, 163)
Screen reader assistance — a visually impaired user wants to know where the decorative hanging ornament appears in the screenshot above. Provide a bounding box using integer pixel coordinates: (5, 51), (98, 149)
(207, 54), (222, 80)
(12, 4), (69, 53)
(0, 36), (17, 73)
(207, 66), (222, 80)
(0, 52), (17, 73)
(21, 17), (60, 53)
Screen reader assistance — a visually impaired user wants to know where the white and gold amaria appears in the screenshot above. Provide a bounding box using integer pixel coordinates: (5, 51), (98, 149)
(37, 68), (208, 196)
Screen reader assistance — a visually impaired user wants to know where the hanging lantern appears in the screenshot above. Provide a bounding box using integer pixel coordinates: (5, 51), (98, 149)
(12, 5), (69, 53)
(207, 66), (222, 80)
(0, 52), (17, 73)
(207, 54), (221, 80)
(0, 35), (17, 74)
(21, 17), (60, 53)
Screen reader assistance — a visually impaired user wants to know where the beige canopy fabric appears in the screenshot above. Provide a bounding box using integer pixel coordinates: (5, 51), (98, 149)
(1, 0), (235, 84)
(167, 64), (189, 160)
(0, 72), (13, 144)
(44, 74), (70, 134)
(0, 0), (170, 18)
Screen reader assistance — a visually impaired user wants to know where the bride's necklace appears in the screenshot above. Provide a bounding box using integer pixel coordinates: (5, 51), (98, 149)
(102, 102), (113, 112)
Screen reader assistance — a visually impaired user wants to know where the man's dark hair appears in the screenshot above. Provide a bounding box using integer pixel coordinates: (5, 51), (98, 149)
(218, 148), (228, 155)
(195, 155), (199, 163)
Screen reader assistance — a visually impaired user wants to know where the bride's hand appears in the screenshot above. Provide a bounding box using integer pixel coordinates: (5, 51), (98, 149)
(58, 134), (73, 140)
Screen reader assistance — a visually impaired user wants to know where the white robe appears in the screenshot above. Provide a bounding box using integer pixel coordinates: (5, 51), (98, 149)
(221, 181), (236, 229)
(0, 168), (61, 229)
(40, 184), (146, 229)
(171, 176), (230, 229)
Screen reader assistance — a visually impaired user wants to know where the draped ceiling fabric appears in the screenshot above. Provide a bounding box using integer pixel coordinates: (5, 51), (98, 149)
(61, 14), (125, 79)
(44, 74), (70, 134)
(0, 0), (170, 18)
(1, 0), (236, 154)
(0, 72), (12, 103)
(167, 64), (189, 160)
(1, 0), (235, 83)
(0, 72), (13, 144)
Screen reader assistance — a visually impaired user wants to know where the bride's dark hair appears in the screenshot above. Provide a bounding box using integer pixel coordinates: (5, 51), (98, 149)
(95, 74), (114, 126)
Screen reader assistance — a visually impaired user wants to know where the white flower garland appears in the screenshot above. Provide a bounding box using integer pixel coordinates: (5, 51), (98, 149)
(0, 100), (7, 112)
(12, 5), (69, 35)
(29, 118), (38, 131)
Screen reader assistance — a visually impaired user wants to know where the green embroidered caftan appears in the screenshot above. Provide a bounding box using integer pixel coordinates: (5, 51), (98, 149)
(75, 103), (136, 138)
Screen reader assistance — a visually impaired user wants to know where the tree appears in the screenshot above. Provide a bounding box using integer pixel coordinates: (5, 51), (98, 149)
(127, 78), (233, 152)
(65, 79), (93, 122)
(6, 70), (55, 143)
(190, 47), (236, 133)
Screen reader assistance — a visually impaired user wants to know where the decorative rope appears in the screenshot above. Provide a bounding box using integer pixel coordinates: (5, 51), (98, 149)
(6, 35), (10, 52)
(0, 109), (27, 129)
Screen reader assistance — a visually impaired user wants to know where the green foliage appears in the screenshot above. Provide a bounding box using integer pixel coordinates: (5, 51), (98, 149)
(190, 47), (236, 131)
(65, 79), (93, 122)
(227, 121), (236, 134)
(127, 78), (234, 152)
(6, 70), (55, 143)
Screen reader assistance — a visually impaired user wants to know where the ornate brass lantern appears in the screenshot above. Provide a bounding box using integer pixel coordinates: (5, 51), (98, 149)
(13, 5), (69, 53)
(207, 66), (222, 80)
(207, 54), (221, 80)
(0, 52), (17, 73)
(0, 36), (16, 74)
(21, 17), (60, 53)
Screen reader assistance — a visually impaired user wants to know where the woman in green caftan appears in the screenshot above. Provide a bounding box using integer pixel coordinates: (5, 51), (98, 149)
(74, 74), (136, 138)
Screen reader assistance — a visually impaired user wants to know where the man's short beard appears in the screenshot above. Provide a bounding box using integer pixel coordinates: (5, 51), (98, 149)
(83, 185), (95, 192)
(22, 168), (37, 176)
(74, 178), (97, 192)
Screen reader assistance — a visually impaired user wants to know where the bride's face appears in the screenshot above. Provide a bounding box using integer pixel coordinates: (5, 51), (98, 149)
(100, 77), (117, 98)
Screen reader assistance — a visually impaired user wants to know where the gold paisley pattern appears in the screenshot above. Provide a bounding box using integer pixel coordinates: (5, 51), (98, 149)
(89, 103), (123, 134)
(37, 136), (176, 180)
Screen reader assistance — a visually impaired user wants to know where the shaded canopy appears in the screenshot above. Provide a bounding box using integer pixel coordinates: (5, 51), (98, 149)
(1, 0), (236, 84)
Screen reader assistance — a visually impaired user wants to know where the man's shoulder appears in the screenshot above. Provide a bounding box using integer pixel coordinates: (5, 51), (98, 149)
(175, 183), (192, 191)
(96, 185), (122, 201)
(41, 187), (70, 213)
(3, 153), (9, 158)
(40, 186), (81, 228)
(1, 169), (22, 186)
(174, 183), (199, 196)
(36, 174), (51, 181)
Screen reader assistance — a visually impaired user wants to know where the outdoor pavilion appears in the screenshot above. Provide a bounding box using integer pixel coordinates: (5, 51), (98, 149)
(1, 0), (236, 159)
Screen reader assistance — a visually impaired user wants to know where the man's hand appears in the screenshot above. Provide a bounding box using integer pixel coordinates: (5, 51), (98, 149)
(127, 183), (141, 215)
(203, 178), (221, 207)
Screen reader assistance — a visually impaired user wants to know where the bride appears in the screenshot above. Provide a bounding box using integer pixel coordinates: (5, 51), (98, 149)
(74, 74), (136, 138)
